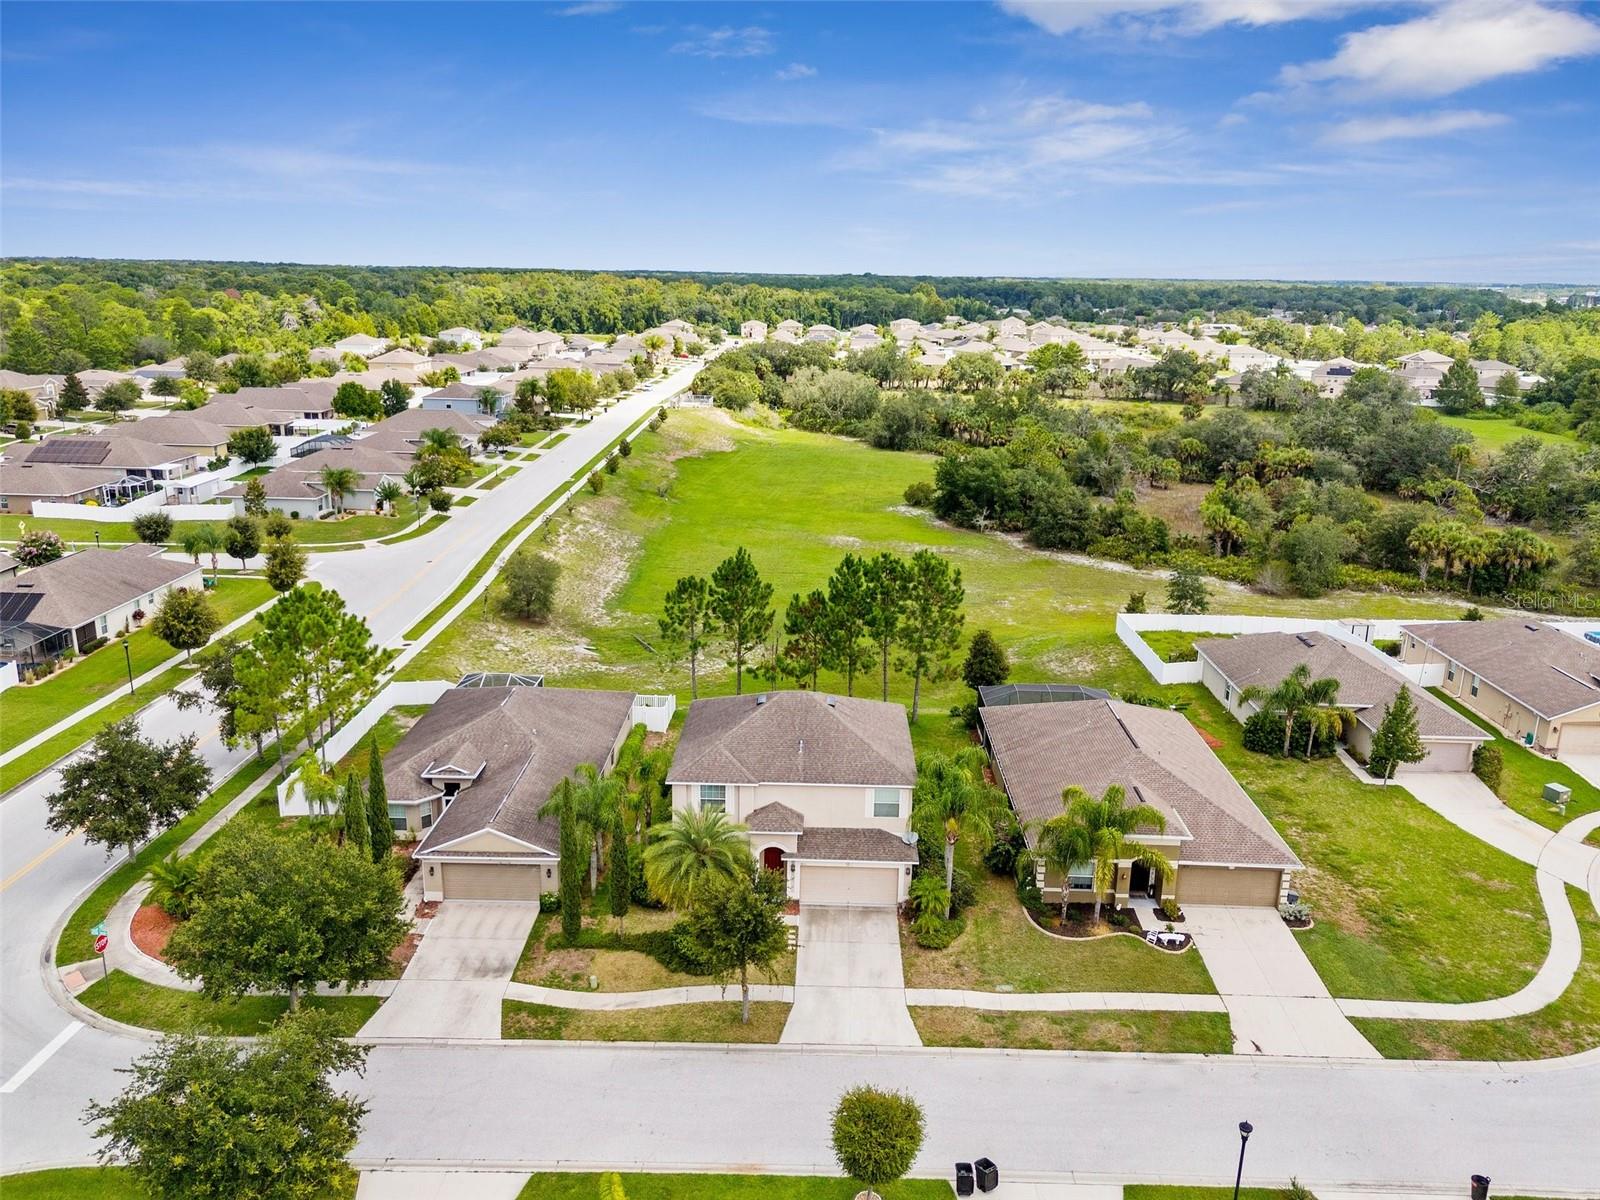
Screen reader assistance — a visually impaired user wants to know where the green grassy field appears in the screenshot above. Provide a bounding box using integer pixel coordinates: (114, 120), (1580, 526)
(911, 1007), (1233, 1054)
(77, 970), (380, 1035)
(0, 500), (420, 549)
(0, 577), (273, 755)
(1139, 629), (1231, 663)
(0, 1166), (356, 1198)
(517, 1175), (948, 1200)
(1435, 414), (1574, 450)
(502, 1000), (790, 1043)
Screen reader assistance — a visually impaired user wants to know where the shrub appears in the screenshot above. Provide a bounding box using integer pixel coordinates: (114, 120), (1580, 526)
(501, 549), (560, 623)
(588, 471), (604, 494)
(902, 480), (935, 507)
(14, 420), (32, 440)
(1280, 900), (1312, 924)
(132, 511), (174, 544)
(1242, 710), (1284, 755)
(1015, 869), (1047, 916)
(14, 528), (66, 567)
(1463, 606), (1484, 621)
(604, 454), (620, 475)
(1124, 590), (1147, 613)
(912, 915), (964, 949)
(1158, 897), (1182, 921)
(831, 1087), (925, 1199)
(1472, 743), (1504, 792)
(617, 438), (632, 458)
(948, 866), (977, 918)
(539, 891), (561, 913)
(1372, 638), (1401, 657)
(428, 491), (452, 512)
(982, 816), (1026, 877)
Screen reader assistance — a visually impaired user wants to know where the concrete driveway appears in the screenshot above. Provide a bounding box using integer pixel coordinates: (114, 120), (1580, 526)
(1561, 754), (1600, 791)
(359, 902), (537, 1041)
(1183, 906), (1379, 1059)
(780, 905), (920, 1046)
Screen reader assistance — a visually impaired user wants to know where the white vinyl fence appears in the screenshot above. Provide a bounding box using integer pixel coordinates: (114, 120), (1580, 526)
(1117, 612), (1424, 686)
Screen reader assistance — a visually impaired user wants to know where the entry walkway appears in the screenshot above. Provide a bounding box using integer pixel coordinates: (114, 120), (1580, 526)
(1183, 905), (1380, 1058)
(780, 905), (920, 1046)
(359, 901), (537, 1041)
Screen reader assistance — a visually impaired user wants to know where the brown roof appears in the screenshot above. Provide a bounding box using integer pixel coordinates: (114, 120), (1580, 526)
(220, 444), (410, 500)
(0, 545), (201, 630)
(745, 801), (805, 832)
(0, 461), (124, 496)
(668, 691), (916, 788)
(401, 686), (637, 857)
(1197, 632), (1486, 741)
(115, 415), (232, 449)
(979, 700), (1300, 870)
(1401, 619), (1600, 720)
(792, 827), (917, 864)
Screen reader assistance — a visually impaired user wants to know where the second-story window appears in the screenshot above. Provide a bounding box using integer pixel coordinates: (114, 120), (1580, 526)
(698, 784), (726, 813)
(872, 788), (901, 818)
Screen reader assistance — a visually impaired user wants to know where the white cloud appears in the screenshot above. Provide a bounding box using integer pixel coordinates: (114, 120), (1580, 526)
(1282, 0), (1600, 98)
(555, 1), (620, 14)
(998, 0), (1375, 36)
(1322, 108), (1510, 144)
(775, 62), (817, 81)
(670, 26), (774, 59)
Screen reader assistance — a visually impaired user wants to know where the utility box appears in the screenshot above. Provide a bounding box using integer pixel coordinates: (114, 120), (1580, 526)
(1544, 783), (1571, 811)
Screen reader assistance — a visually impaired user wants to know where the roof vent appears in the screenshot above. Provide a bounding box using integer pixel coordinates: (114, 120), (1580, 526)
(826, 695), (837, 707)
(1295, 634), (1316, 647)
(1524, 624), (1539, 632)
(755, 694), (767, 705)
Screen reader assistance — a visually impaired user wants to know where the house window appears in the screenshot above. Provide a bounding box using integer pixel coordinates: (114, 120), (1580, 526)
(1223, 684), (1231, 702)
(420, 810), (433, 828)
(388, 804), (408, 832)
(1067, 862), (1095, 890)
(1469, 675), (1479, 697)
(98, 616), (108, 636)
(1446, 665), (1456, 682)
(698, 784), (726, 813)
(872, 788), (901, 818)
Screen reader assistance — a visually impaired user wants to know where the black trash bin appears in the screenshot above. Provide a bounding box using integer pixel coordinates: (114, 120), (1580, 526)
(1470, 1175), (1491, 1200)
(955, 1162), (974, 1196)
(974, 1157), (999, 1193)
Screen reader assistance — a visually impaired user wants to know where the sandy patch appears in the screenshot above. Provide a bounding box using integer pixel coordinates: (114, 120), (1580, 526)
(132, 904), (177, 962)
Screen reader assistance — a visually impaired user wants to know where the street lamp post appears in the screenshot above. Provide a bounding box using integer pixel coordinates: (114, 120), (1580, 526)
(1233, 1121), (1253, 1200)
(94, 530), (101, 547)
(123, 640), (135, 697)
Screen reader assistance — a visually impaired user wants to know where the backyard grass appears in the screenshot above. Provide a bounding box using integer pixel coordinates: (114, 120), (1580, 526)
(513, 908), (795, 991)
(0, 576), (273, 754)
(333, 705), (430, 776)
(1181, 684), (1549, 1003)
(1436, 414), (1574, 450)
(1139, 629), (1232, 664)
(1429, 690), (1600, 830)
(900, 875), (1216, 994)
(517, 1174), (947, 1200)
(77, 969), (381, 1035)
(910, 1007), (1232, 1054)
(1354, 886), (1600, 1060)
(501, 1000), (790, 1043)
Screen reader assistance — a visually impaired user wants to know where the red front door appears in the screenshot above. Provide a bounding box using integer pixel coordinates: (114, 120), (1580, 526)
(761, 846), (785, 872)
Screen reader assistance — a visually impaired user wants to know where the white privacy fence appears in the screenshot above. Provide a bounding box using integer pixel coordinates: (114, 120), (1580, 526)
(1117, 612), (1425, 686)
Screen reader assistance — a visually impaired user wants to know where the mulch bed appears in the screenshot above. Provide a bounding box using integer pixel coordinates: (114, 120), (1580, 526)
(413, 899), (440, 920)
(131, 904), (178, 963)
(390, 931), (421, 972)
(1191, 723), (1225, 749)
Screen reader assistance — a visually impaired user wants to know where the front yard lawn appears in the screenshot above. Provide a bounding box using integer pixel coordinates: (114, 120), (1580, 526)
(910, 1007), (1232, 1054)
(1353, 887), (1600, 1060)
(77, 970), (380, 1036)
(501, 1000), (789, 1043)
(0, 1166), (354, 1198)
(900, 874), (1216, 994)
(1430, 690), (1600, 831)
(518, 1174), (946, 1199)
(1181, 685), (1549, 1004)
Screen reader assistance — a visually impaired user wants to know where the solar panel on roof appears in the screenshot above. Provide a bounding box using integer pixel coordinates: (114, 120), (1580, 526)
(0, 591), (44, 624)
(25, 439), (111, 465)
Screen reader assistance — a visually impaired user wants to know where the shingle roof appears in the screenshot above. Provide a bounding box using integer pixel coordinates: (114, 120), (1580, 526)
(792, 826), (918, 864)
(1400, 620), (1600, 720)
(668, 691), (916, 788)
(745, 801), (805, 832)
(0, 545), (201, 630)
(1197, 632), (1486, 741)
(404, 686), (637, 857)
(979, 700), (1300, 870)
(115, 415), (232, 449)
(0, 461), (123, 496)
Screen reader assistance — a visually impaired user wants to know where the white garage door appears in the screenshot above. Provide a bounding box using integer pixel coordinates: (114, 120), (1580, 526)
(1558, 723), (1600, 755)
(796, 863), (899, 907)
(440, 862), (540, 900)
(1411, 740), (1474, 773)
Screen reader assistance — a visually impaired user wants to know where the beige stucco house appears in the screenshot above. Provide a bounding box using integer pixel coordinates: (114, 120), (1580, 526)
(1399, 620), (1600, 757)
(667, 691), (919, 908)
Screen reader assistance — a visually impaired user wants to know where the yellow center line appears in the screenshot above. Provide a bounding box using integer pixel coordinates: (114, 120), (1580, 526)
(1, 830), (77, 893)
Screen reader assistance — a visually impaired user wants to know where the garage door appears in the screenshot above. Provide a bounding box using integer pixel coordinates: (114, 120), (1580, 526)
(1558, 723), (1600, 754)
(1411, 740), (1474, 773)
(796, 863), (899, 907)
(440, 862), (540, 900)
(1177, 866), (1281, 907)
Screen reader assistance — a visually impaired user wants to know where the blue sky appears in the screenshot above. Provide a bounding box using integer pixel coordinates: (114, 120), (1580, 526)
(3, 0), (1598, 283)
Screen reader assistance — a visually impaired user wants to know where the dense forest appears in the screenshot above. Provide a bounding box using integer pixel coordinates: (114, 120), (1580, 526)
(5, 257), (1597, 376)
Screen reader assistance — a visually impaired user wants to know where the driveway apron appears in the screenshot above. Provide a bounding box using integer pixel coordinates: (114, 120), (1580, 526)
(359, 902), (537, 1041)
(1183, 905), (1380, 1059)
(780, 905), (920, 1046)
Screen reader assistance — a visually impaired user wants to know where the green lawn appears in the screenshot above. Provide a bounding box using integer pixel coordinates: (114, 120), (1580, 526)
(1124, 1189), (1302, 1200)
(0, 576), (273, 754)
(517, 1175), (947, 1200)
(502, 1000), (789, 1043)
(1436, 414), (1574, 450)
(1182, 684), (1548, 1003)
(1354, 886), (1600, 1060)
(1430, 690), (1600, 830)
(0, 1165), (356, 1198)
(911, 1007), (1232, 1054)
(901, 875), (1216, 994)
(1, 503), (420, 549)
(1140, 630), (1232, 664)
(77, 970), (380, 1035)
(0, 515), (138, 544)
(378, 513), (448, 544)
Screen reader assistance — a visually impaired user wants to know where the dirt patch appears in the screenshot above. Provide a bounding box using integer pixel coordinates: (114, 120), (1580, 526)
(1190, 722), (1225, 749)
(390, 931), (421, 972)
(132, 904), (177, 963)
(413, 899), (440, 920)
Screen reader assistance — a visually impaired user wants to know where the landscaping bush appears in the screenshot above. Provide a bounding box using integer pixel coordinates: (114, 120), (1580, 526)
(948, 866), (977, 918)
(588, 471), (604, 494)
(604, 454), (620, 475)
(1280, 900), (1312, 925)
(550, 922), (712, 977)
(539, 891), (561, 913)
(1472, 743), (1504, 792)
(1015, 869), (1047, 917)
(428, 491), (452, 512)
(14, 528), (66, 567)
(1242, 710), (1285, 755)
(982, 816), (1026, 877)
(912, 915), (965, 949)
(902, 479), (935, 508)
(1158, 897), (1182, 921)
(79, 636), (108, 655)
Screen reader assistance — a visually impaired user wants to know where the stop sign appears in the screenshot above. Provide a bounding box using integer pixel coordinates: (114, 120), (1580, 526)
(94, 934), (109, 954)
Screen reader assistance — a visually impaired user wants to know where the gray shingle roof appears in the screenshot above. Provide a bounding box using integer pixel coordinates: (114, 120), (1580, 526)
(0, 545), (201, 630)
(0, 462), (123, 497)
(1197, 632), (1486, 741)
(668, 691), (915, 788)
(402, 686), (637, 857)
(979, 700), (1300, 870)
(792, 827), (918, 864)
(745, 801), (805, 832)
(1400, 620), (1600, 720)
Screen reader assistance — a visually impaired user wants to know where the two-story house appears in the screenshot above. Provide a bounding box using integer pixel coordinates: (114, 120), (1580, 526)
(667, 691), (918, 908)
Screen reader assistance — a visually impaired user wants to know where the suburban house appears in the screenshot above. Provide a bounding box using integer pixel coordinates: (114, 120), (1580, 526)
(115, 414), (234, 458)
(496, 327), (565, 356)
(435, 326), (484, 349)
(221, 444), (410, 517)
(0, 370), (61, 416)
(667, 691), (919, 908)
(1310, 357), (1361, 396)
(1392, 349), (1455, 403)
(25, 435), (200, 487)
(357, 406), (491, 450)
(739, 320), (768, 340)
(420, 380), (510, 416)
(393, 684), (639, 901)
(132, 357), (190, 381)
(979, 698), (1301, 908)
(0, 545), (203, 667)
(1399, 620), (1600, 757)
(332, 333), (390, 358)
(0, 461), (128, 514)
(1196, 632), (1487, 773)
(368, 348), (430, 370)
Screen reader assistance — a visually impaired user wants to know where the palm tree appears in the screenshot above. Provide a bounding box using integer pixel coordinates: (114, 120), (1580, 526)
(181, 523), (226, 583)
(643, 808), (751, 909)
(572, 762), (624, 894)
(1299, 674), (1351, 758)
(319, 465), (360, 514)
(374, 478), (404, 515)
(1240, 662), (1312, 757)
(1032, 784), (1172, 926)
(910, 747), (1004, 919)
(420, 427), (464, 455)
